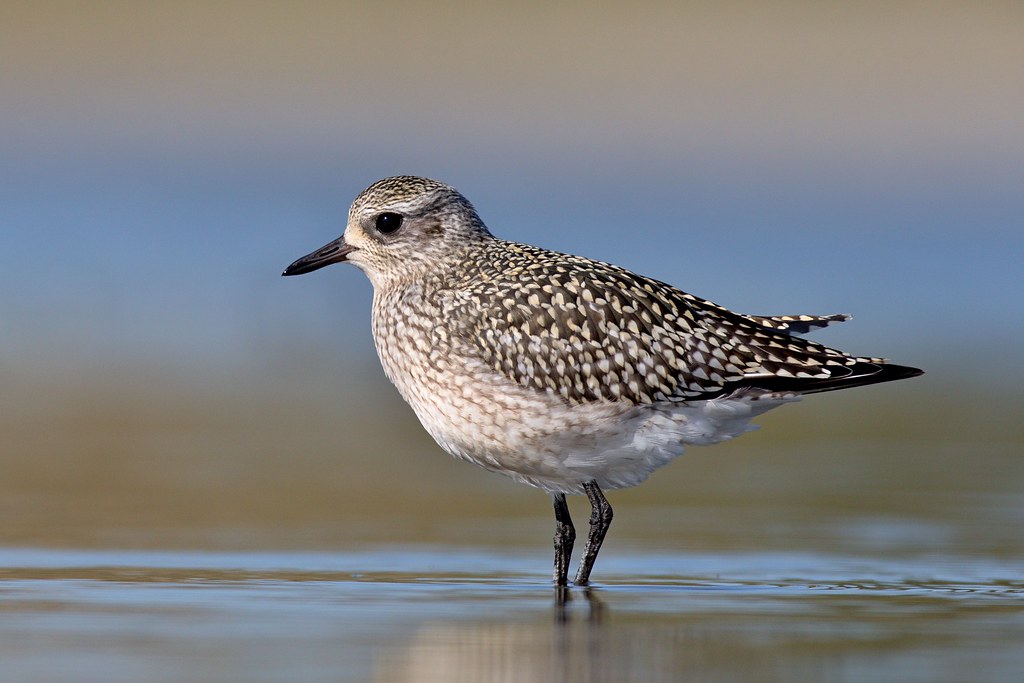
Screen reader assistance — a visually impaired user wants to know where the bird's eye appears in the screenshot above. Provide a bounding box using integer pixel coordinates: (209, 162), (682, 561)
(374, 212), (404, 234)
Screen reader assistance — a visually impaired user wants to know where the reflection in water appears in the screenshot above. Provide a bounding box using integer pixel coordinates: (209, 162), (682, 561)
(554, 585), (604, 624)
(373, 587), (821, 683)
(369, 573), (1024, 683)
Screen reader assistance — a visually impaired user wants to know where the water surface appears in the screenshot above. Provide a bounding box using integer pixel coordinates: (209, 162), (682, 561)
(2, 544), (1021, 683)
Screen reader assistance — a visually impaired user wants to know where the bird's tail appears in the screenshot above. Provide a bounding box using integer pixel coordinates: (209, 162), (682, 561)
(749, 360), (924, 396)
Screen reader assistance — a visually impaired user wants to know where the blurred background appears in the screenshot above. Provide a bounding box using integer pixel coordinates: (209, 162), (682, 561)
(2, 1), (1022, 552)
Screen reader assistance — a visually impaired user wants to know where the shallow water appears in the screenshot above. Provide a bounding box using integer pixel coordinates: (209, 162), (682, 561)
(2, 546), (1022, 683)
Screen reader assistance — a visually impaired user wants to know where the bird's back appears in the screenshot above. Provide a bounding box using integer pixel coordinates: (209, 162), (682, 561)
(428, 238), (921, 407)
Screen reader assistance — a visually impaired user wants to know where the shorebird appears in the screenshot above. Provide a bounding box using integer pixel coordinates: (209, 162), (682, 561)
(283, 176), (922, 586)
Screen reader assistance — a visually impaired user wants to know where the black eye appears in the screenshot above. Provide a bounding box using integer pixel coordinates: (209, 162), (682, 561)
(374, 212), (404, 234)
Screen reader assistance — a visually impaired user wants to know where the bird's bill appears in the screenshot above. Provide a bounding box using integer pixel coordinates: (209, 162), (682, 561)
(282, 237), (356, 276)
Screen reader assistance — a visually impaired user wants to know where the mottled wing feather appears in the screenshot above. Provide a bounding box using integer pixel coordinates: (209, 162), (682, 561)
(444, 241), (900, 406)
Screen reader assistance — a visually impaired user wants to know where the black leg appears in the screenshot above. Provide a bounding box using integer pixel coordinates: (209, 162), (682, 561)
(574, 480), (613, 586)
(552, 493), (576, 586)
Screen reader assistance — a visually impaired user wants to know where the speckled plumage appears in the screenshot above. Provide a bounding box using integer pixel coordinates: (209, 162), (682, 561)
(284, 175), (923, 585)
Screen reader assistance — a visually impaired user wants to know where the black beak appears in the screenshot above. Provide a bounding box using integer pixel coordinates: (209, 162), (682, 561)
(282, 237), (356, 276)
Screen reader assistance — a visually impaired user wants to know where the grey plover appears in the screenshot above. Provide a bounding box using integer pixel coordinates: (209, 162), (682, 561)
(283, 175), (923, 586)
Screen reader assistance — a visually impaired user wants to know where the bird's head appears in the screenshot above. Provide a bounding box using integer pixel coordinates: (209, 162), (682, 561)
(283, 176), (492, 287)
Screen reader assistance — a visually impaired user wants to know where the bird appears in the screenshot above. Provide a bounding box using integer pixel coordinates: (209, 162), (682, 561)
(282, 175), (923, 586)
